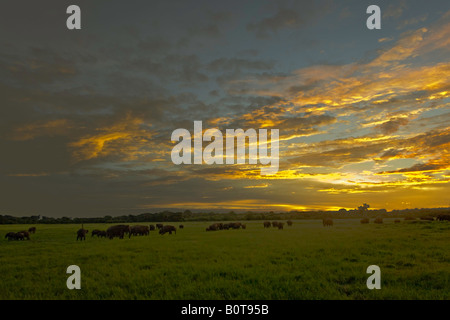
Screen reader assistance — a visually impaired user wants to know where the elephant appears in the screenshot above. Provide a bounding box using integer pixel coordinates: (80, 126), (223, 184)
(76, 228), (89, 241)
(322, 218), (333, 227)
(437, 214), (450, 221)
(374, 218), (383, 224)
(106, 225), (130, 239)
(91, 229), (101, 237)
(206, 224), (218, 231)
(129, 225), (150, 238)
(5, 232), (17, 240)
(159, 225), (176, 235)
(18, 231), (30, 240)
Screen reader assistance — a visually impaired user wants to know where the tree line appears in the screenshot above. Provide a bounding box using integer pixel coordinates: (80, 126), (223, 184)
(0, 207), (449, 224)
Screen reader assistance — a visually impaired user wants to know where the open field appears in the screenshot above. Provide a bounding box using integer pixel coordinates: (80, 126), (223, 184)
(0, 219), (449, 300)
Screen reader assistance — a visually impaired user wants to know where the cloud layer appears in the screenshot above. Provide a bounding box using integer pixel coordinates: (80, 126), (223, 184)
(0, 1), (449, 216)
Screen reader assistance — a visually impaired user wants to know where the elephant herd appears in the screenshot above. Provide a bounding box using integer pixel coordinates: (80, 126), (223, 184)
(5, 215), (450, 242)
(80, 216), (449, 241)
(4, 227), (36, 241)
(76, 223), (180, 241)
(206, 222), (246, 231)
(359, 215), (450, 224)
(263, 220), (294, 229)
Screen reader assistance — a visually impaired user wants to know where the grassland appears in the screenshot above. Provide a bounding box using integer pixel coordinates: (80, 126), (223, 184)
(0, 219), (449, 300)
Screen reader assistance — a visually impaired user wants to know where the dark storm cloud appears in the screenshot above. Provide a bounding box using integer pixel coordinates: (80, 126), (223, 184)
(419, 128), (450, 147)
(289, 142), (388, 168)
(381, 161), (445, 174)
(207, 58), (275, 72)
(121, 54), (209, 83)
(137, 37), (173, 55)
(0, 48), (78, 85)
(246, 0), (331, 38)
(375, 118), (409, 134)
(247, 9), (302, 38)
(287, 83), (322, 95)
(383, 0), (408, 19)
(280, 114), (337, 135)
(378, 148), (405, 160)
(0, 136), (72, 175)
(187, 24), (222, 38)
(413, 111), (450, 128)
(201, 95), (285, 120)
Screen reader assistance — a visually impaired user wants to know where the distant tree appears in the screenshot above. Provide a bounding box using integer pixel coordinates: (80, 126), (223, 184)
(358, 203), (370, 213)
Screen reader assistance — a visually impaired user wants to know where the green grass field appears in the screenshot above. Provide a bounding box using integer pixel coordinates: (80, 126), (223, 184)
(0, 219), (449, 300)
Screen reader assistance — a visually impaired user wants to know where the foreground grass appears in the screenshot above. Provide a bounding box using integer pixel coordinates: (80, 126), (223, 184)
(0, 219), (449, 299)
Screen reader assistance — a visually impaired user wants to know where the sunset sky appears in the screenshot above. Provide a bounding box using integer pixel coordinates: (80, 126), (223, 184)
(1, 0), (449, 217)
